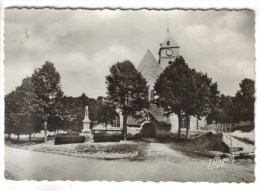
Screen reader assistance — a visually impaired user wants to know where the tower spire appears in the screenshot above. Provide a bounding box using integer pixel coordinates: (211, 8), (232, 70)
(167, 13), (169, 32)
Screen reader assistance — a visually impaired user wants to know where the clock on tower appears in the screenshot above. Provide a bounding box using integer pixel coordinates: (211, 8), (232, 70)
(158, 30), (180, 69)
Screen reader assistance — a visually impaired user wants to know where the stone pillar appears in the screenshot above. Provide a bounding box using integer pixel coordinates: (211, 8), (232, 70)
(169, 113), (179, 133)
(189, 116), (197, 131)
(116, 108), (124, 129)
(82, 106), (91, 133)
(82, 106), (93, 142)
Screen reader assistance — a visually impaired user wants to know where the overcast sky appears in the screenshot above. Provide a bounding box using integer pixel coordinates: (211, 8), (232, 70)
(4, 9), (255, 98)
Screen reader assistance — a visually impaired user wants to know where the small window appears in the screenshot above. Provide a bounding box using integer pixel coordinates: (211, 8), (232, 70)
(167, 41), (170, 46)
(169, 61), (173, 65)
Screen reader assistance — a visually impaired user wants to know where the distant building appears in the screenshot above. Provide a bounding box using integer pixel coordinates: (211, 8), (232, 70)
(129, 29), (206, 137)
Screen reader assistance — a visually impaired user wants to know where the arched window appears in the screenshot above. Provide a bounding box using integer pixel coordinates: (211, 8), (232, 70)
(167, 41), (170, 46)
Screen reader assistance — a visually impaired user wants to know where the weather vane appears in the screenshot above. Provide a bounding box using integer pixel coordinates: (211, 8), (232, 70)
(167, 13), (169, 32)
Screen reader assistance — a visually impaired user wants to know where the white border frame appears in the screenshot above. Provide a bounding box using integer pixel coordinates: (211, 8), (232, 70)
(0, 1), (259, 191)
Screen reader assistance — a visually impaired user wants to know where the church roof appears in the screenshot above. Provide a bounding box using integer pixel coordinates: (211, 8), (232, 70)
(137, 49), (163, 88)
(146, 104), (171, 125)
(127, 104), (171, 126)
(127, 111), (147, 126)
(160, 30), (179, 48)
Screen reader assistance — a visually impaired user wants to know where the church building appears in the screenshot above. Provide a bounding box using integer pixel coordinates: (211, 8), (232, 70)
(134, 29), (207, 136)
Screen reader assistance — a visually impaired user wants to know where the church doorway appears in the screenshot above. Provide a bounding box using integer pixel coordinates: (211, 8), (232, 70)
(141, 123), (156, 138)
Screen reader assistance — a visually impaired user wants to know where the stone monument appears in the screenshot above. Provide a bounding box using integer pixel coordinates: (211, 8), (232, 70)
(82, 106), (91, 133)
(116, 108), (124, 129)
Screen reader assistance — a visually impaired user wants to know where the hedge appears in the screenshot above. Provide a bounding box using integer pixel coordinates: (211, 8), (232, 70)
(93, 133), (121, 142)
(54, 135), (85, 145)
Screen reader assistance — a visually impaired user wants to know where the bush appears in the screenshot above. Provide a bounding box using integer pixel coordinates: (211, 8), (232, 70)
(93, 133), (120, 142)
(127, 133), (142, 140)
(54, 135), (85, 145)
(156, 129), (171, 139)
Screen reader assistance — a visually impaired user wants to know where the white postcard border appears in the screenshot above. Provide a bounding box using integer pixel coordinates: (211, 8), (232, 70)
(0, 1), (259, 191)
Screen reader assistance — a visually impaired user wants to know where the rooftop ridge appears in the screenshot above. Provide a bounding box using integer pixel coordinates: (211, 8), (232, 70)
(137, 50), (163, 88)
(161, 30), (179, 48)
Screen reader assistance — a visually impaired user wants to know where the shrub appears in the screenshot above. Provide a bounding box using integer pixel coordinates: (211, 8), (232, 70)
(93, 133), (120, 142)
(127, 133), (142, 140)
(54, 135), (85, 145)
(156, 129), (171, 139)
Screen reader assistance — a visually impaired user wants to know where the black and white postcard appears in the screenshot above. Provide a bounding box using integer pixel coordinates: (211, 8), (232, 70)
(0, 1), (259, 191)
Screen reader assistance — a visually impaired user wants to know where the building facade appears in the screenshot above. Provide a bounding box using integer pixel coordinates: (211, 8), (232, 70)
(137, 29), (206, 134)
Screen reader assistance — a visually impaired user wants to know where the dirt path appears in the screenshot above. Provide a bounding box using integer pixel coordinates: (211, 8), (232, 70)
(145, 143), (191, 162)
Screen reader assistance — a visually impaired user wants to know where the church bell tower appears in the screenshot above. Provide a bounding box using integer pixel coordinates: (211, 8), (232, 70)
(158, 29), (180, 69)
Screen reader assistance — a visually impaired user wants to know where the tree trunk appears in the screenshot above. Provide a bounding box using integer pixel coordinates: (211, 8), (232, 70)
(186, 116), (190, 140)
(177, 114), (182, 139)
(17, 134), (20, 141)
(29, 134), (32, 142)
(122, 115), (128, 140)
(196, 119), (199, 130)
(8, 133), (11, 140)
(44, 121), (47, 143)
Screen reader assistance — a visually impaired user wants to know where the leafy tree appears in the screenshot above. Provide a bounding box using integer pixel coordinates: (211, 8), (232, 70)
(183, 72), (218, 138)
(57, 95), (85, 133)
(154, 56), (190, 138)
(47, 104), (65, 134)
(96, 97), (118, 129)
(154, 56), (218, 139)
(209, 82), (220, 111)
(5, 77), (44, 141)
(4, 91), (19, 140)
(207, 79), (255, 127)
(234, 78), (255, 125)
(15, 77), (43, 141)
(106, 60), (149, 140)
(31, 61), (63, 140)
(54, 94), (101, 133)
(207, 94), (233, 124)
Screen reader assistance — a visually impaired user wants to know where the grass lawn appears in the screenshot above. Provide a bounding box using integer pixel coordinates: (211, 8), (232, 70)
(75, 142), (148, 160)
(230, 131), (255, 145)
(5, 139), (149, 160)
(168, 133), (228, 158)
